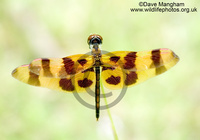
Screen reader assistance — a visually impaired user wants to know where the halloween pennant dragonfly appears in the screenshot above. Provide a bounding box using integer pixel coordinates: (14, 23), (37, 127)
(12, 34), (179, 120)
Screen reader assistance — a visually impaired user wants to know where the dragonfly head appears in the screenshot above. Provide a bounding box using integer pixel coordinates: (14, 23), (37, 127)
(88, 34), (103, 49)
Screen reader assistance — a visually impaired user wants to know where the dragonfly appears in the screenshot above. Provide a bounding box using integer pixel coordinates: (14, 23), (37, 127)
(12, 34), (179, 120)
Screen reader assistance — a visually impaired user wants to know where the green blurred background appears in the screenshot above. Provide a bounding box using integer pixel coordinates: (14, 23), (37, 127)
(1, 0), (200, 139)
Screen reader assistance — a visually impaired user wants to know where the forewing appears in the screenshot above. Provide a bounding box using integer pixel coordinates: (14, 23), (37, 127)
(101, 48), (179, 89)
(29, 54), (93, 78)
(102, 48), (179, 74)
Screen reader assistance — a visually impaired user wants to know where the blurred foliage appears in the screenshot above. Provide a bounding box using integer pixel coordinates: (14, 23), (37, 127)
(0, 0), (200, 140)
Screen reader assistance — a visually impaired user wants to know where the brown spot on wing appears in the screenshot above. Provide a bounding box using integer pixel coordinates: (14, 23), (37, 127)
(78, 78), (93, 88)
(151, 49), (167, 75)
(42, 58), (53, 77)
(123, 52), (137, 69)
(151, 49), (161, 67)
(125, 72), (137, 85)
(62, 57), (76, 74)
(82, 67), (94, 73)
(102, 66), (115, 71)
(102, 67), (115, 71)
(28, 71), (40, 86)
(106, 75), (121, 85)
(110, 56), (120, 63)
(59, 78), (75, 91)
(78, 59), (87, 66)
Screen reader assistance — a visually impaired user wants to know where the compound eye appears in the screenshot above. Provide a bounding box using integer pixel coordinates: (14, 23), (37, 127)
(87, 34), (103, 45)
